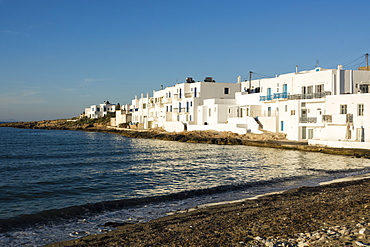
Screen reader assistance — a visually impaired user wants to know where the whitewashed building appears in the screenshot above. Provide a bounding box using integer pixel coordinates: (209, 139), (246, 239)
(129, 77), (241, 131)
(115, 64), (370, 148)
(84, 101), (116, 119)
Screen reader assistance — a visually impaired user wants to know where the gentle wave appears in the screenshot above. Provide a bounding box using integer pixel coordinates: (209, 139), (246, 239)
(1, 167), (368, 234)
(1, 127), (370, 246)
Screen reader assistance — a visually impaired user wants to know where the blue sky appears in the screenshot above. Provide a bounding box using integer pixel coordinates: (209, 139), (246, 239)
(1, 0), (370, 121)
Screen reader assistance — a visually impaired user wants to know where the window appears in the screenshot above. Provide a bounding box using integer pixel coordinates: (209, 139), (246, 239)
(209, 108), (211, 117)
(358, 104), (364, 116)
(291, 110), (296, 115)
(281, 121), (284, 131)
(316, 84), (324, 93)
(340, 104), (347, 114)
(224, 87), (230, 94)
(360, 84), (369, 93)
(285, 105), (288, 112)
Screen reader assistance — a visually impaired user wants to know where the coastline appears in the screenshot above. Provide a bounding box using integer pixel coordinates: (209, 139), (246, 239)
(45, 175), (370, 247)
(3, 120), (370, 246)
(1, 120), (370, 159)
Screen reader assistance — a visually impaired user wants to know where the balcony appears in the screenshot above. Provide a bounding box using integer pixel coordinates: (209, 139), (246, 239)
(162, 98), (172, 103)
(289, 91), (331, 100)
(346, 113), (353, 123)
(300, 117), (317, 123)
(260, 95), (273, 101)
(260, 92), (288, 101)
(323, 115), (332, 123)
(273, 92), (289, 99)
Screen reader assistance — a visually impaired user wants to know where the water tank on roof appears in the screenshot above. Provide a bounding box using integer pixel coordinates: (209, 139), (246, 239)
(186, 77), (195, 83)
(204, 77), (215, 82)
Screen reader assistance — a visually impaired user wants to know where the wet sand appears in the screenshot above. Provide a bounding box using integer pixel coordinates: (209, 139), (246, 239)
(45, 175), (370, 247)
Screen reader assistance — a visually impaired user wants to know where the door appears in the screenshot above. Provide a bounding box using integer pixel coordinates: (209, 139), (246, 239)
(302, 127), (307, 139)
(308, 129), (313, 139)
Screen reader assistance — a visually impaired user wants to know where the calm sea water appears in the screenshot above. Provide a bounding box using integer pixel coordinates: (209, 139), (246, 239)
(1, 127), (370, 246)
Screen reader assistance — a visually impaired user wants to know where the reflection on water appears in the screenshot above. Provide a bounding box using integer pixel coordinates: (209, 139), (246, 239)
(1, 128), (370, 246)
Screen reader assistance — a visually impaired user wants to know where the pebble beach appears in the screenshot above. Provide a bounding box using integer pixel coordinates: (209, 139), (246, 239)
(46, 175), (370, 247)
(3, 121), (370, 246)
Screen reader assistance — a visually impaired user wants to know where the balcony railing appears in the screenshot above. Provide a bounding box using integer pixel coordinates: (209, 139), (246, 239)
(260, 95), (273, 101)
(289, 91), (331, 100)
(323, 115), (332, 123)
(273, 92), (289, 99)
(300, 117), (317, 123)
(162, 98), (172, 103)
(260, 92), (288, 101)
(346, 113), (353, 123)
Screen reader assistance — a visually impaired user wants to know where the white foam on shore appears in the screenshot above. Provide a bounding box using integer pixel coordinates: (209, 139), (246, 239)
(176, 172), (370, 214)
(319, 172), (370, 185)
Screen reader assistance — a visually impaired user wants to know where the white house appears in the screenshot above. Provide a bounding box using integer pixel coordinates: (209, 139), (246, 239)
(84, 101), (116, 119)
(129, 77), (241, 132)
(115, 64), (370, 149)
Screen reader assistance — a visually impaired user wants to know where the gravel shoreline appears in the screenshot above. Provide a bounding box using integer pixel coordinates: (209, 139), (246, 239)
(4, 120), (370, 246)
(45, 176), (370, 247)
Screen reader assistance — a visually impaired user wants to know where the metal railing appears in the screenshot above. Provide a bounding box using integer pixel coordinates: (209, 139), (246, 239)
(289, 91), (331, 100)
(346, 113), (353, 123)
(260, 92), (288, 101)
(323, 115), (332, 123)
(300, 117), (317, 123)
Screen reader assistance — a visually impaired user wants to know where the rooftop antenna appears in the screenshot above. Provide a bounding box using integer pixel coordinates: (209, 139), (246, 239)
(315, 60), (319, 68)
(366, 53), (369, 70)
(249, 71), (253, 90)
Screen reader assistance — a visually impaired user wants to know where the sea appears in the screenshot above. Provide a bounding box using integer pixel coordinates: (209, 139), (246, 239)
(1, 127), (370, 246)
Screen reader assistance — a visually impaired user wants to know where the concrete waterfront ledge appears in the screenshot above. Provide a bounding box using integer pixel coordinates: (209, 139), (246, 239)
(45, 176), (370, 247)
(1, 120), (370, 158)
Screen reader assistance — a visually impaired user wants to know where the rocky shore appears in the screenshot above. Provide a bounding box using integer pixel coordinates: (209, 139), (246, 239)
(3, 119), (370, 246)
(45, 176), (370, 247)
(2, 119), (370, 158)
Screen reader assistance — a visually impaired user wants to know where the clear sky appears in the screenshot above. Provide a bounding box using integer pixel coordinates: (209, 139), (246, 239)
(1, 0), (370, 121)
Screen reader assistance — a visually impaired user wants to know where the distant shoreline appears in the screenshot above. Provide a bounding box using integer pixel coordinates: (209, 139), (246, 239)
(1, 119), (370, 159)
